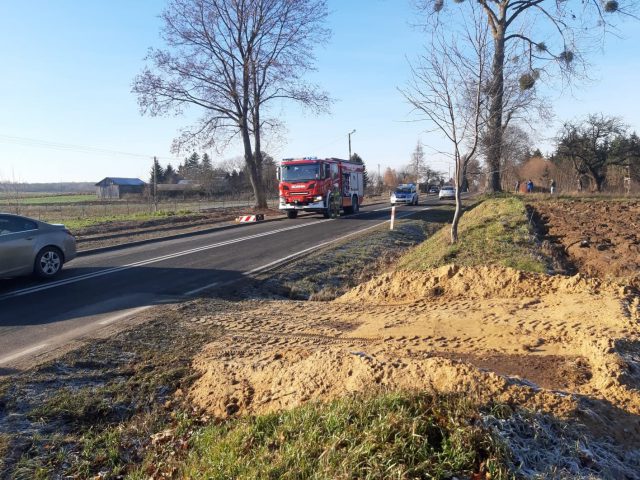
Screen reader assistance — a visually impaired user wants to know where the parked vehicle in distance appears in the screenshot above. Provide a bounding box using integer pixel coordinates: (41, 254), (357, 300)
(438, 186), (456, 200)
(428, 186), (439, 194)
(391, 184), (419, 206)
(0, 213), (76, 279)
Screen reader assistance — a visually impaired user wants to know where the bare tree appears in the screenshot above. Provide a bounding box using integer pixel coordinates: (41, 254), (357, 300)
(420, 0), (635, 192)
(402, 12), (488, 243)
(498, 124), (534, 189)
(133, 0), (330, 208)
(555, 113), (630, 191)
(409, 141), (426, 188)
(383, 167), (399, 191)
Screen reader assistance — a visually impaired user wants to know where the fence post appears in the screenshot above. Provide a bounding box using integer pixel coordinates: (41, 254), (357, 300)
(390, 206), (396, 230)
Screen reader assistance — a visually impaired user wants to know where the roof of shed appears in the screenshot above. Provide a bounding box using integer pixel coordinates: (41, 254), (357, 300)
(95, 177), (146, 187)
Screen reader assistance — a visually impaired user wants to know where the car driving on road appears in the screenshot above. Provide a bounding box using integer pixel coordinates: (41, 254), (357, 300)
(390, 184), (419, 206)
(438, 185), (455, 200)
(0, 213), (76, 279)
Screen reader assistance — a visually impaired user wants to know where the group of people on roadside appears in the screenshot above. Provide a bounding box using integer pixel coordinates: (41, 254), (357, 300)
(514, 178), (556, 194)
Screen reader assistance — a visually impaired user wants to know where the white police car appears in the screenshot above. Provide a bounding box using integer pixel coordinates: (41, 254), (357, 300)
(390, 184), (419, 205)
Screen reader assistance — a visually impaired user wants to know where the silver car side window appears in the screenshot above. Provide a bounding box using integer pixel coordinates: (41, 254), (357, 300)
(0, 217), (38, 235)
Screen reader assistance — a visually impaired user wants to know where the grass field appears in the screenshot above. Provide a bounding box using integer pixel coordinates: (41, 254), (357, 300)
(0, 194), (96, 205)
(1, 195), (274, 229)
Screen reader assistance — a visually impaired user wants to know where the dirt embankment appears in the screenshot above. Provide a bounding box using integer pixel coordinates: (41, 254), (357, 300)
(189, 265), (638, 416)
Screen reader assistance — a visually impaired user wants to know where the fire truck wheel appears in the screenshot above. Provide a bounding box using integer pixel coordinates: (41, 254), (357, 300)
(286, 210), (298, 219)
(328, 198), (339, 218)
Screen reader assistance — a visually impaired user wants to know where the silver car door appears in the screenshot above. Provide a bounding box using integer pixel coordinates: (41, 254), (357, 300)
(0, 216), (39, 276)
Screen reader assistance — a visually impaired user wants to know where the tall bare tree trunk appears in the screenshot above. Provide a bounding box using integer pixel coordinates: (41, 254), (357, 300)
(240, 115), (266, 209)
(486, 28), (506, 193)
(451, 154), (463, 243)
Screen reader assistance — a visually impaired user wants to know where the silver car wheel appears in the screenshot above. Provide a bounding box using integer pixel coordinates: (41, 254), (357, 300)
(40, 250), (61, 275)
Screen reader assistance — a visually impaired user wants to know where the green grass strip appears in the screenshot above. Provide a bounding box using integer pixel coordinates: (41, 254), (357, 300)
(397, 196), (546, 273)
(169, 392), (510, 480)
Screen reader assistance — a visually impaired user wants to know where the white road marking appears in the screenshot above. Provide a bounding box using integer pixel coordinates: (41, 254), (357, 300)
(185, 281), (220, 296)
(0, 220), (333, 301)
(0, 343), (49, 364)
(2, 207), (431, 303)
(98, 305), (152, 325)
(184, 207), (431, 296)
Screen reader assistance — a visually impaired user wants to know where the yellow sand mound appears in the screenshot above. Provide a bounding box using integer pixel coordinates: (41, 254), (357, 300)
(337, 264), (628, 304)
(187, 265), (640, 448)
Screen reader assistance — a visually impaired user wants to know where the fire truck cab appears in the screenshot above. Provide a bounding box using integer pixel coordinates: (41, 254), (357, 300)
(278, 157), (364, 219)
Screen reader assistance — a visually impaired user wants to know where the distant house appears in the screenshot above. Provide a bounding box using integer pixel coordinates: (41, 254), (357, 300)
(95, 177), (146, 199)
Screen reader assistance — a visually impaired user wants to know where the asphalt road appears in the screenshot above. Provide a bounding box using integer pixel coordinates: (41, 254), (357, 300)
(0, 198), (443, 368)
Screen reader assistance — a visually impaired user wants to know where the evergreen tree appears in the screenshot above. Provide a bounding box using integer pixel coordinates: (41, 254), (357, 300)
(179, 152), (201, 181)
(350, 153), (368, 190)
(261, 152), (279, 194)
(201, 153), (213, 173)
(164, 164), (178, 184)
(150, 158), (165, 184)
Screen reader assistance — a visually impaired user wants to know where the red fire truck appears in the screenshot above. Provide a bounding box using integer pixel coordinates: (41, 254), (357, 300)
(278, 157), (365, 219)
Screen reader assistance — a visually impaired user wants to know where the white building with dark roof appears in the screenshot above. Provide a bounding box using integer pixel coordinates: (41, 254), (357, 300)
(95, 177), (146, 199)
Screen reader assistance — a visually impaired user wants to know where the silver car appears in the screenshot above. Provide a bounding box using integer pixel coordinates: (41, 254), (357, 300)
(0, 213), (76, 278)
(438, 186), (456, 200)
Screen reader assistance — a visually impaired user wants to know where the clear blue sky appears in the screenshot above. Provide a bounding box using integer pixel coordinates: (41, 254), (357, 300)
(1, 0), (639, 183)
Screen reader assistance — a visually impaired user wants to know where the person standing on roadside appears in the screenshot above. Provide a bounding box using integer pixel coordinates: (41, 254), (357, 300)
(515, 180), (520, 193)
(550, 179), (556, 194)
(526, 179), (534, 193)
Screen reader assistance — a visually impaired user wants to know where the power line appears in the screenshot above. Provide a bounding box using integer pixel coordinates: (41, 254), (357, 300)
(0, 134), (182, 162)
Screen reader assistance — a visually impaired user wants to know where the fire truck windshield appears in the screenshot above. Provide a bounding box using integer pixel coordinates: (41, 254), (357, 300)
(281, 163), (320, 182)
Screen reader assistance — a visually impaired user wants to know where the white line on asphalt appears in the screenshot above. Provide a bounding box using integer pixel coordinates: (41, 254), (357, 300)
(0, 219), (333, 301)
(0, 343), (49, 364)
(1, 207), (430, 302)
(98, 305), (153, 325)
(183, 207), (430, 296)
(185, 281), (220, 296)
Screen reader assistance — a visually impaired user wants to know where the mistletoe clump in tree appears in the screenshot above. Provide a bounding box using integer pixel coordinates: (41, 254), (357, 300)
(420, 0), (636, 192)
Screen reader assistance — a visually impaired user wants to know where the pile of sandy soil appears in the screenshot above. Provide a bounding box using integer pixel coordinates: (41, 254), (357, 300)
(337, 263), (632, 304)
(188, 266), (639, 441)
(532, 199), (640, 282)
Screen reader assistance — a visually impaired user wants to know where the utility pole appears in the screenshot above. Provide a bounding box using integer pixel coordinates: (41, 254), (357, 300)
(348, 129), (356, 160)
(153, 156), (158, 212)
